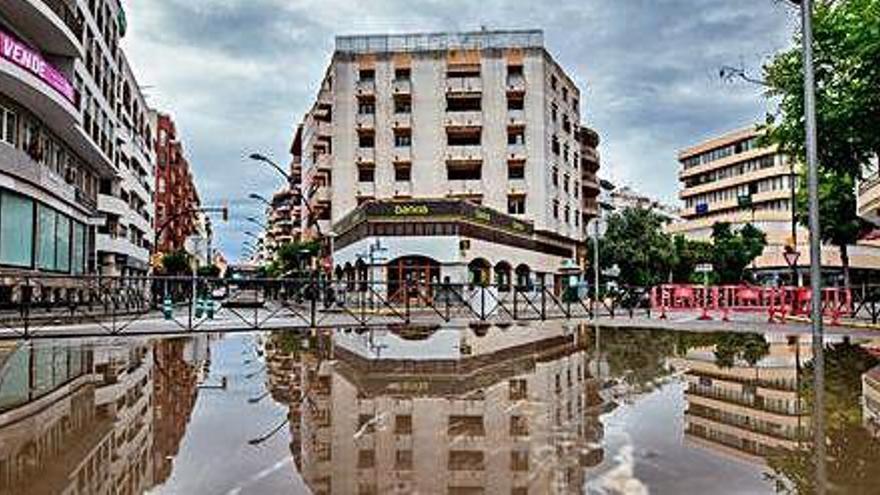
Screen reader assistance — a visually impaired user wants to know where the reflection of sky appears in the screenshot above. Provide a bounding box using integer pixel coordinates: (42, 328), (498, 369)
(586, 381), (773, 495)
(149, 334), (308, 495)
(334, 327), (462, 360)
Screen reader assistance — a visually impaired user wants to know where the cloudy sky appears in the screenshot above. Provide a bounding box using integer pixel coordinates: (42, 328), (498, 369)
(122, 0), (800, 260)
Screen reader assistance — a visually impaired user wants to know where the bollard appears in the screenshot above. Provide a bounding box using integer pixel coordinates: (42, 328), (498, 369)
(162, 296), (173, 320)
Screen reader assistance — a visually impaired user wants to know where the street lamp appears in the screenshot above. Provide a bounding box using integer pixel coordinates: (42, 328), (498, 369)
(246, 216), (267, 229)
(248, 193), (271, 207)
(591, 180), (616, 319)
(249, 152), (323, 238)
(244, 230), (260, 241)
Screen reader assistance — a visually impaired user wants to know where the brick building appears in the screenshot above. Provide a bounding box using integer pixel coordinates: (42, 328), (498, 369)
(153, 112), (201, 254)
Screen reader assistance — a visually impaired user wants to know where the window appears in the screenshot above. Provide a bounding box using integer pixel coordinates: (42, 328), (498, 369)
(551, 135), (560, 155)
(358, 69), (375, 82)
(553, 200), (559, 219)
(550, 75), (558, 90)
(507, 64), (523, 77)
(562, 115), (571, 133)
(395, 415), (413, 434)
(447, 130), (481, 146)
(507, 195), (525, 215)
(511, 451), (529, 472)
(563, 174), (569, 193)
(507, 94), (524, 110)
(358, 165), (374, 183)
(395, 450), (413, 470)
(564, 206), (570, 223)
(448, 416), (485, 437)
(446, 96), (481, 112)
(0, 191), (34, 267)
(447, 164), (481, 181)
(72, 222), (86, 274)
(394, 163), (411, 182)
(37, 204), (57, 270)
(357, 99), (375, 115)
(508, 128), (525, 145)
(510, 416), (529, 437)
(0, 106), (16, 146)
(509, 379), (527, 400)
(357, 450), (375, 469)
(394, 129), (411, 147)
(358, 133), (375, 148)
(551, 103), (558, 122)
(562, 87), (568, 102)
(552, 167), (559, 187)
(394, 96), (411, 114)
(394, 68), (410, 81)
(508, 161), (525, 180)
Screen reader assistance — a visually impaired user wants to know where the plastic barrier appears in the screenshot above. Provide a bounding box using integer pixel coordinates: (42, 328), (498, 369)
(651, 284), (852, 324)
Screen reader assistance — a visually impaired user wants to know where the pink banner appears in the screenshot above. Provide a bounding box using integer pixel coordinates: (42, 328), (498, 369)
(0, 30), (76, 104)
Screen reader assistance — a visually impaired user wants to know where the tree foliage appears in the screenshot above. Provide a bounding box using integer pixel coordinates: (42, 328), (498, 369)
(710, 222), (767, 284)
(274, 240), (321, 276)
(763, 0), (880, 288)
(600, 207), (677, 287)
(160, 250), (191, 275)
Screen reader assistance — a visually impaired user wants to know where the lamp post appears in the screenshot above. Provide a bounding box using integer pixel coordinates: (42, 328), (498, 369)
(248, 193), (271, 207)
(246, 216), (267, 230)
(591, 180), (616, 319)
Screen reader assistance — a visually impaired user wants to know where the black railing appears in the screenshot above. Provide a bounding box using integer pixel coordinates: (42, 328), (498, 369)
(0, 274), (653, 340)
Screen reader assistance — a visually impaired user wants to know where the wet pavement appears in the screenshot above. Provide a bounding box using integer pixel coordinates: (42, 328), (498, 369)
(1, 323), (879, 494)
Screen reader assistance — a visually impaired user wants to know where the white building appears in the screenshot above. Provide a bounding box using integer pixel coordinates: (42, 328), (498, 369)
(292, 30), (601, 297)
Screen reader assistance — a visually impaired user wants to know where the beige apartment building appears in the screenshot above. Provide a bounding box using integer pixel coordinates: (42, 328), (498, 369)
(291, 30), (600, 294)
(668, 127), (880, 283)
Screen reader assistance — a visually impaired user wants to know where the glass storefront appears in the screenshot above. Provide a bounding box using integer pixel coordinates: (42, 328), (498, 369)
(0, 189), (86, 273)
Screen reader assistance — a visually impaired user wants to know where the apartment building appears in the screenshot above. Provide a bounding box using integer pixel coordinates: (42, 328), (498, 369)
(153, 111), (201, 255)
(291, 30), (601, 294)
(0, 0), (157, 292)
(280, 323), (604, 495)
(668, 127), (880, 283)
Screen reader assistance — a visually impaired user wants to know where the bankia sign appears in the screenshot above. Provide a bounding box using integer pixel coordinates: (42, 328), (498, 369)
(0, 30), (77, 104)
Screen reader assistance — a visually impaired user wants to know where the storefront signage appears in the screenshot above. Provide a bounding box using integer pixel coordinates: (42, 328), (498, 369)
(393, 204), (429, 216)
(0, 30), (76, 104)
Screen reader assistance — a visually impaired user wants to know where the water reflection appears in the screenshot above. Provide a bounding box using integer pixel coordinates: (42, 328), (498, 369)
(0, 336), (208, 494)
(268, 323), (605, 494)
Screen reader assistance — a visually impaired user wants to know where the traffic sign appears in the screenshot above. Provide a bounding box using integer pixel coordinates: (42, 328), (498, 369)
(695, 263), (714, 273)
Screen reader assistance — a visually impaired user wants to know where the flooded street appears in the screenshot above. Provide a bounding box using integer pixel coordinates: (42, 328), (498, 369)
(1, 324), (879, 494)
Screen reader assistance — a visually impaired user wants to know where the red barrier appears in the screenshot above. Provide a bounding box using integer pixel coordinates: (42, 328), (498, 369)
(652, 284), (852, 324)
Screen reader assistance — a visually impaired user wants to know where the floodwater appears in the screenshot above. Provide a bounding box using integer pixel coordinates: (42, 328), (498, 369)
(1, 323), (879, 494)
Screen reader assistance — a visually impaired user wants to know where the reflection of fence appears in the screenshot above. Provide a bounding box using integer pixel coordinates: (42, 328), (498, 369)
(651, 284), (853, 323)
(0, 274), (654, 340)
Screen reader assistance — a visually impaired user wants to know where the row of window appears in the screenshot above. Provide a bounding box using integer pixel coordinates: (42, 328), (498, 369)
(0, 190), (87, 274)
(685, 175), (793, 208)
(682, 136), (761, 169)
(551, 199), (582, 227)
(0, 103), (100, 203)
(683, 155), (777, 188)
(356, 128), (525, 149)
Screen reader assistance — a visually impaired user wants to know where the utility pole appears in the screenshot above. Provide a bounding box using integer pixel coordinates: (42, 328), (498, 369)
(797, 0), (826, 491)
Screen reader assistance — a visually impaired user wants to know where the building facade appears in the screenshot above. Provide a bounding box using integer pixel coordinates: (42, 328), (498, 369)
(291, 30), (601, 293)
(0, 0), (159, 290)
(668, 127), (880, 283)
(153, 111), (201, 255)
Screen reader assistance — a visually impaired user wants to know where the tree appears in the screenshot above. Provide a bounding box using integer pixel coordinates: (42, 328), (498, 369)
(794, 169), (872, 289)
(599, 207), (677, 287)
(763, 0), (880, 288)
(160, 250), (191, 275)
(275, 240), (321, 276)
(671, 235), (714, 284)
(709, 222), (767, 283)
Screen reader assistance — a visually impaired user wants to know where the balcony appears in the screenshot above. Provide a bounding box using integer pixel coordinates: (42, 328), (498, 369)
(0, 143), (88, 212)
(507, 143), (526, 161)
(355, 79), (375, 96)
(355, 113), (375, 130)
(356, 148), (375, 165)
(582, 171), (599, 191)
(316, 120), (333, 137)
(0, 0), (83, 57)
(445, 145), (482, 164)
(858, 172), (880, 225)
(356, 182), (376, 198)
(392, 79), (412, 95)
(391, 113), (411, 129)
(581, 148), (600, 171)
(506, 74), (526, 93)
(392, 146), (412, 164)
(96, 234), (149, 263)
(507, 109), (525, 127)
(444, 111), (482, 129)
(446, 77), (482, 95)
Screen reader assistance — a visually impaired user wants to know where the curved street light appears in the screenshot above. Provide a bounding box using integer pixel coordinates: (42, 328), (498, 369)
(246, 216), (267, 229)
(248, 193), (271, 207)
(249, 152), (323, 238)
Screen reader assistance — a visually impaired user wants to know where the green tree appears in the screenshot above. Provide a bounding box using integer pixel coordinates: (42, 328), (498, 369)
(763, 0), (880, 289)
(709, 222), (767, 283)
(600, 207), (677, 287)
(794, 169), (871, 289)
(160, 250), (191, 275)
(275, 240), (321, 276)
(671, 235), (714, 284)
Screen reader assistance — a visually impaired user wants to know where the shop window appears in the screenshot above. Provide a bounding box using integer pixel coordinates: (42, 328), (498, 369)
(0, 192), (34, 267)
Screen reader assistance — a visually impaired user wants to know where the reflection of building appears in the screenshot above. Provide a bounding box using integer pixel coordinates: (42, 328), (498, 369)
(668, 127), (880, 281)
(863, 365), (880, 437)
(673, 336), (810, 464)
(0, 337), (204, 493)
(274, 323), (604, 494)
(291, 29), (601, 288)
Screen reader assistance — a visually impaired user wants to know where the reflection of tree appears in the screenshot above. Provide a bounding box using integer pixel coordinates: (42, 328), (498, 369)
(713, 333), (770, 369)
(765, 341), (880, 494)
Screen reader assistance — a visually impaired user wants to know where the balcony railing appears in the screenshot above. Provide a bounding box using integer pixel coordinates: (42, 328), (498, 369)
(44, 0), (85, 40)
(355, 79), (375, 95)
(445, 145), (482, 163)
(446, 77), (482, 94)
(444, 111), (482, 128)
(392, 79), (412, 94)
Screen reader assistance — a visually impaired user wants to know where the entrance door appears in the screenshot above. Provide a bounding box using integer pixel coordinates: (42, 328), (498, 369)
(386, 256), (441, 304)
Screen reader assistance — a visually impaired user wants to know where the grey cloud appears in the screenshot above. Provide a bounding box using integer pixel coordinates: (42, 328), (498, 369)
(123, 0), (798, 259)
